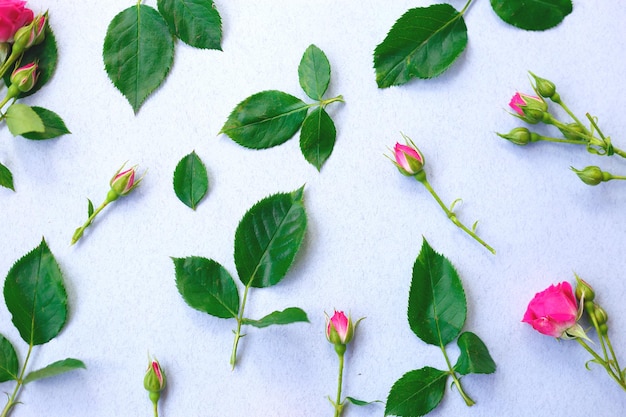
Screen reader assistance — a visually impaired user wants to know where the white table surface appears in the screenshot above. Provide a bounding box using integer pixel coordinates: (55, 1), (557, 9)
(1, 1), (626, 416)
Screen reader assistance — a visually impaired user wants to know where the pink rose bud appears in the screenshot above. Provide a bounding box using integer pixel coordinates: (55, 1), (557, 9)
(9, 61), (38, 92)
(0, 0), (34, 43)
(106, 163), (143, 202)
(12, 11), (46, 51)
(144, 358), (166, 406)
(509, 92), (548, 124)
(391, 136), (425, 177)
(326, 310), (354, 346)
(522, 281), (582, 339)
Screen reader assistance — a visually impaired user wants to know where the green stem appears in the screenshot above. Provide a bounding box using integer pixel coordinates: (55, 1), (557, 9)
(71, 199), (111, 245)
(459, 0), (473, 15)
(551, 97), (588, 133)
(585, 113), (626, 159)
(1, 343), (34, 417)
(439, 343), (474, 406)
(334, 352), (345, 417)
(230, 284), (251, 369)
(153, 401), (158, 417)
(319, 95), (344, 108)
(416, 174), (495, 255)
(576, 338), (626, 392)
(536, 135), (588, 146)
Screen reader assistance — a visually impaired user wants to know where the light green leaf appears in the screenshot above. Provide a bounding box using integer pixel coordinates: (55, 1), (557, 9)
(374, 4), (468, 88)
(87, 199), (94, 217)
(298, 44), (331, 100)
(491, 0), (572, 31)
(21, 106), (70, 140)
(103, 4), (174, 113)
(5, 104), (45, 136)
(242, 307), (308, 328)
(0, 334), (19, 382)
(385, 367), (447, 417)
(234, 186), (307, 288)
(3, 238), (68, 346)
(0, 162), (14, 191)
(299, 107), (336, 171)
(408, 238), (466, 346)
(220, 90), (308, 149)
(173, 256), (239, 319)
(345, 397), (382, 406)
(173, 151), (209, 210)
(157, 0), (222, 49)
(454, 332), (496, 375)
(23, 358), (86, 384)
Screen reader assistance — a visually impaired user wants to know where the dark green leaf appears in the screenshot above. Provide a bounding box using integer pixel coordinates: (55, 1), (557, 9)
(242, 307), (308, 328)
(346, 397), (382, 406)
(220, 90), (308, 149)
(454, 332), (496, 375)
(0, 162), (14, 191)
(173, 256), (239, 319)
(87, 199), (94, 217)
(157, 0), (222, 49)
(5, 104), (44, 136)
(23, 358), (86, 384)
(385, 367), (447, 417)
(298, 44), (331, 100)
(0, 334), (19, 382)
(20, 107), (70, 140)
(374, 4), (468, 88)
(103, 4), (174, 113)
(408, 238), (466, 346)
(3, 27), (58, 97)
(3, 238), (68, 346)
(490, 0), (572, 31)
(299, 107), (336, 171)
(234, 186), (307, 288)
(173, 151), (209, 210)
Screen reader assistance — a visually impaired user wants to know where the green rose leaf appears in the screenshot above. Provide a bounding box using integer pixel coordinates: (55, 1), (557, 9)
(0, 162), (14, 191)
(299, 107), (336, 171)
(242, 307), (309, 328)
(345, 397), (382, 406)
(173, 256), (240, 319)
(23, 358), (86, 384)
(157, 0), (222, 50)
(234, 186), (307, 288)
(490, 0), (572, 31)
(3, 238), (68, 346)
(408, 238), (466, 346)
(173, 151), (209, 210)
(87, 199), (95, 217)
(298, 44), (331, 100)
(374, 4), (468, 88)
(103, 4), (174, 113)
(21, 106), (70, 140)
(385, 367), (447, 417)
(0, 334), (19, 382)
(3, 27), (58, 97)
(454, 331), (496, 375)
(5, 104), (45, 136)
(220, 90), (309, 149)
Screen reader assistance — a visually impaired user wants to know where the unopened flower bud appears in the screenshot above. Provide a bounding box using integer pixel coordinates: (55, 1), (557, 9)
(12, 12), (47, 53)
(575, 275), (595, 302)
(509, 92), (548, 124)
(326, 311), (355, 355)
(529, 72), (557, 99)
(390, 137), (424, 176)
(106, 163), (143, 202)
(9, 61), (38, 93)
(559, 123), (586, 141)
(497, 127), (540, 146)
(593, 305), (608, 327)
(144, 358), (166, 405)
(571, 166), (611, 186)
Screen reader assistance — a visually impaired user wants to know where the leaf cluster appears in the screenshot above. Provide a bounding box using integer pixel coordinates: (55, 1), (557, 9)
(220, 44), (343, 171)
(374, 0), (573, 88)
(103, 0), (222, 113)
(0, 239), (85, 412)
(385, 239), (495, 417)
(173, 187), (309, 366)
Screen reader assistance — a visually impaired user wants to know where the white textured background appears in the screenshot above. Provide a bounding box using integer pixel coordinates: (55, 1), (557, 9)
(1, 1), (626, 416)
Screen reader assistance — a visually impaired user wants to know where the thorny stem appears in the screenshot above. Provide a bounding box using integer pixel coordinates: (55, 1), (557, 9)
(230, 284), (251, 369)
(1, 343), (34, 417)
(415, 173), (495, 254)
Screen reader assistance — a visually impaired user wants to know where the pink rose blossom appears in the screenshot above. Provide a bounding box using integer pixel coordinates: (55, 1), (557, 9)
(326, 310), (353, 345)
(522, 281), (579, 338)
(393, 141), (424, 176)
(0, 0), (33, 43)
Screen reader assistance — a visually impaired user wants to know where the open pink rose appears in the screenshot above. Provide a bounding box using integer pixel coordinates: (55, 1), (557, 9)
(0, 0), (33, 43)
(522, 281), (579, 338)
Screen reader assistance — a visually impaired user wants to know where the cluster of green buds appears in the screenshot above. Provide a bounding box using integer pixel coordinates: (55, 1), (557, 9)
(498, 71), (626, 186)
(575, 276), (609, 336)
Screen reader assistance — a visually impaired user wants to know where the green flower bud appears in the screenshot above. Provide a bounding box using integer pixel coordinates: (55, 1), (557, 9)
(575, 275), (595, 302)
(144, 358), (166, 406)
(497, 127), (540, 146)
(9, 61), (38, 93)
(559, 123), (586, 142)
(12, 12), (47, 54)
(594, 305), (608, 327)
(529, 72), (557, 99)
(570, 166), (612, 186)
